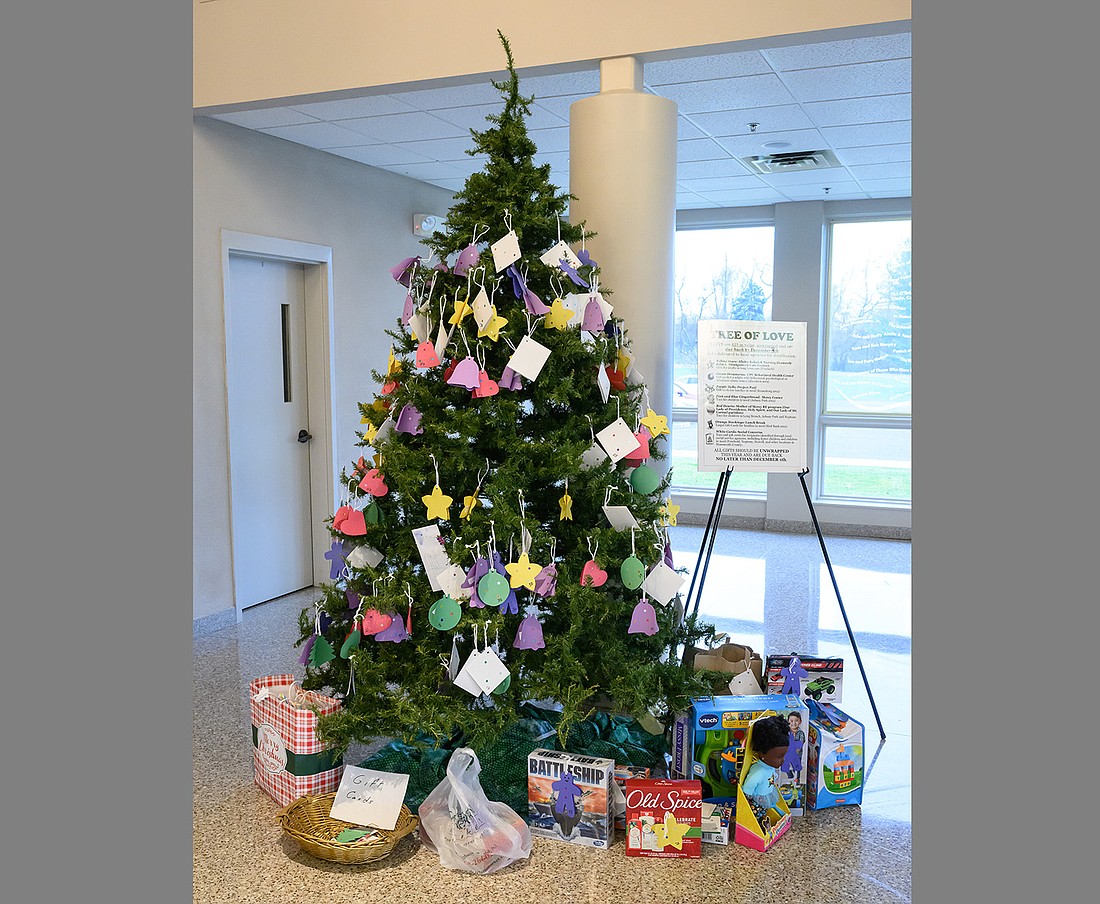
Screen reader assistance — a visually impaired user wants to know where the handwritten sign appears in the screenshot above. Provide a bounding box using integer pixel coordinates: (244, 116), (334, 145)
(328, 766), (409, 831)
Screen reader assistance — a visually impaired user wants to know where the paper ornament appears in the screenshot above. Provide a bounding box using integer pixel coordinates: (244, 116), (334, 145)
(449, 297), (473, 325)
(380, 380), (398, 396)
(477, 571), (510, 607)
(576, 246), (597, 268)
(472, 369), (500, 398)
(434, 258), (450, 273)
(580, 442), (608, 470)
(580, 296), (606, 332)
(596, 418), (642, 463)
(533, 563), (558, 598)
(623, 428), (651, 465)
(558, 489), (573, 521)
(559, 257), (590, 288)
(490, 229), (522, 272)
(640, 408), (670, 438)
(580, 560), (608, 588)
(630, 463), (661, 495)
(543, 297), (576, 330)
(507, 334), (552, 381)
(477, 309), (508, 342)
(360, 609), (393, 636)
(335, 507), (367, 537)
(340, 629), (362, 658)
(359, 468), (389, 497)
(500, 585), (519, 615)
(651, 810), (691, 850)
(363, 500), (384, 525)
(506, 264), (526, 299)
(422, 485), (453, 521)
(298, 633), (318, 665)
(436, 563), (471, 601)
(513, 613), (546, 650)
(597, 362), (611, 402)
(447, 357), (481, 390)
(324, 540), (348, 580)
(641, 561), (686, 606)
(401, 292), (415, 325)
(408, 311), (429, 343)
(460, 493), (480, 520)
(620, 555), (646, 591)
(374, 611), (408, 643)
(346, 588), (361, 611)
(387, 346), (402, 377)
(602, 504), (640, 531)
(395, 404), (424, 435)
(659, 502), (681, 526)
(414, 340), (441, 368)
(498, 365), (523, 391)
(505, 553), (542, 591)
(627, 598), (659, 636)
(390, 256), (419, 287)
(346, 545), (383, 569)
(309, 634), (336, 667)
(453, 243), (480, 276)
(428, 596), (462, 631)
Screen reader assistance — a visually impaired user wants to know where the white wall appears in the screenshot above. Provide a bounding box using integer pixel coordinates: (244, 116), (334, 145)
(193, 117), (453, 620)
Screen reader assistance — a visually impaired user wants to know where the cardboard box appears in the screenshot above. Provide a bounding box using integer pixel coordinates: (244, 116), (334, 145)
(527, 749), (614, 849)
(670, 694), (809, 815)
(805, 699), (865, 810)
(734, 717), (792, 852)
(765, 654), (844, 705)
(612, 765), (651, 830)
(624, 778), (702, 858)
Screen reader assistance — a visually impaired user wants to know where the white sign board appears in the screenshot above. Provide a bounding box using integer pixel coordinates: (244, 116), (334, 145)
(329, 766), (410, 830)
(697, 321), (807, 473)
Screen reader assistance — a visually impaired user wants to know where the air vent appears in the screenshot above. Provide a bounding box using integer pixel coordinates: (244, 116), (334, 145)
(739, 149), (841, 175)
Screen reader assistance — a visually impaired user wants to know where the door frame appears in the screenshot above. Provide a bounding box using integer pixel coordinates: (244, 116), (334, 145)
(221, 230), (338, 622)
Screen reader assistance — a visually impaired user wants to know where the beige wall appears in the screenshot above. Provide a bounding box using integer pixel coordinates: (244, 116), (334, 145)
(193, 117), (453, 620)
(194, 0), (911, 110)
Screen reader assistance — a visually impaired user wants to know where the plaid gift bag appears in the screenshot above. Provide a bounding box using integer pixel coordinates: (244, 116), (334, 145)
(249, 674), (344, 807)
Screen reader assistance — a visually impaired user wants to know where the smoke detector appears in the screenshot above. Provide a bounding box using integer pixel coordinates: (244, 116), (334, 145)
(738, 149), (841, 175)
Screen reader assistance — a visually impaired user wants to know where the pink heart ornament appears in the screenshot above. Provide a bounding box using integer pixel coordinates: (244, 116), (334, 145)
(339, 508), (368, 536)
(580, 560), (608, 588)
(358, 468), (389, 497)
(473, 369), (500, 398)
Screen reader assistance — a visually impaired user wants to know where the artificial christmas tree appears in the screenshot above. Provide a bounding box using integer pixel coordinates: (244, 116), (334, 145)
(296, 32), (714, 770)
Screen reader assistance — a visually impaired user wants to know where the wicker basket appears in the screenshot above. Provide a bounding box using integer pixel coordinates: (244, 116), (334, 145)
(276, 792), (419, 865)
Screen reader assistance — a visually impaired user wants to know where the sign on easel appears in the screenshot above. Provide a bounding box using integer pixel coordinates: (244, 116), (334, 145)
(697, 321), (807, 473)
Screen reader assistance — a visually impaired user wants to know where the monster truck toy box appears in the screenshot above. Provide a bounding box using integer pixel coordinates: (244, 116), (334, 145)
(765, 653), (844, 704)
(670, 694), (809, 815)
(805, 698), (865, 810)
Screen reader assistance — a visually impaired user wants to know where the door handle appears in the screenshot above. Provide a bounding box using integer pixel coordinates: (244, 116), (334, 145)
(298, 429), (312, 443)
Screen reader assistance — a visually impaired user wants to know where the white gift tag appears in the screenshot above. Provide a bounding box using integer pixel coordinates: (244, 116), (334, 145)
(491, 230), (522, 272)
(508, 335), (552, 381)
(471, 288), (493, 330)
(466, 646), (511, 695)
(436, 563), (470, 601)
(374, 416), (394, 447)
(642, 560), (686, 606)
(728, 669), (765, 695)
(453, 649), (485, 696)
(329, 766), (410, 831)
(594, 292), (614, 322)
(580, 442), (608, 470)
(539, 240), (582, 270)
(434, 322), (451, 360)
(347, 545), (384, 569)
(581, 331), (596, 348)
(561, 293), (583, 328)
(409, 311), (429, 343)
(596, 418), (643, 463)
(447, 640), (461, 681)
(597, 363), (611, 402)
(412, 524), (451, 592)
(627, 365), (645, 386)
(602, 504), (640, 530)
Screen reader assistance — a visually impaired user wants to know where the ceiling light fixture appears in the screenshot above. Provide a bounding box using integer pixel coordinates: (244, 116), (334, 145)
(763, 140), (791, 149)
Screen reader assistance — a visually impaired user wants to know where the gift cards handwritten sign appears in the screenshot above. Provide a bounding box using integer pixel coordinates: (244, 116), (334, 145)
(329, 766), (409, 831)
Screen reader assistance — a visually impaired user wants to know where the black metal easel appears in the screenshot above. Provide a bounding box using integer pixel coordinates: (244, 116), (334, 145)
(680, 466), (887, 740)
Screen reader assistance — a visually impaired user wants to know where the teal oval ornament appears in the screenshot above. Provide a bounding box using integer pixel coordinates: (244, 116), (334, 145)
(477, 572), (509, 607)
(620, 555), (646, 590)
(630, 464), (661, 495)
(428, 596), (462, 631)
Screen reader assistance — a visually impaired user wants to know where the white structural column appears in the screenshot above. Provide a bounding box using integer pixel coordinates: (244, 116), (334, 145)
(569, 57), (678, 441)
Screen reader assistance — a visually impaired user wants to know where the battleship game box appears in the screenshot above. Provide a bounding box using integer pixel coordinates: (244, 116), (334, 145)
(527, 749), (614, 850)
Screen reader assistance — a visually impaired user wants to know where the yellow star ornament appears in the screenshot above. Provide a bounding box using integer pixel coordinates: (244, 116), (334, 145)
(651, 811), (691, 850)
(477, 308), (508, 342)
(363, 421), (379, 444)
(640, 408), (670, 438)
(505, 553), (543, 591)
(386, 346), (402, 376)
(449, 297), (473, 326)
(659, 501), (680, 526)
(543, 297), (576, 331)
(558, 490), (573, 521)
(421, 485), (453, 521)
(616, 344), (633, 375)
(460, 493), (480, 520)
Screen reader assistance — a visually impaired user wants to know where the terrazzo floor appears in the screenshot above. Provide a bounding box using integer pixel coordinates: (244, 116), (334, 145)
(194, 526), (911, 903)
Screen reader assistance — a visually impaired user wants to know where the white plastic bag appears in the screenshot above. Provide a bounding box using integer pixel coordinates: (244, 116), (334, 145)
(417, 747), (532, 874)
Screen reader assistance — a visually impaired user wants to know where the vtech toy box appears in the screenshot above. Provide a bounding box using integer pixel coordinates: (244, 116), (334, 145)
(527, 749), (614, 849)
(805, 698), (865, 810)
(624, 778), (702, 858)
(670, 694), (809, 815)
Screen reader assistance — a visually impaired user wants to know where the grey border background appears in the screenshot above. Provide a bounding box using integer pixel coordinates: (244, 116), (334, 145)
(2, 1), (1096, 901)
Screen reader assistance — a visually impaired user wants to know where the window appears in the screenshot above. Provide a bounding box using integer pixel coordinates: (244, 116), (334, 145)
(821, 219), (912, 503)
(671, 225), (774, 494)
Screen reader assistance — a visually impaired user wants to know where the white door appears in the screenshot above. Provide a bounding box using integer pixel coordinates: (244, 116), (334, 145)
(226, 254), (314, 609)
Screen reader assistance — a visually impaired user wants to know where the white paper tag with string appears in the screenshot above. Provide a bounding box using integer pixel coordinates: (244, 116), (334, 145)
(471, 287), (493, 331)
(597, 418), (642, 463)
(508, 334), (552, 381)
(561, 293), (584, 328)
(491, 230), (522, 272)
(597, 362), (611, 402)
(347, 545), (384, 569)
(436, 563), (470, 601)
(642, 560), (686, 606)
(466, 644), (510, 695)
(539, 240), (581, 270)
(603, 504), (640, 530)
(412, 524), (450, 592)
(374, 416), (395, 447)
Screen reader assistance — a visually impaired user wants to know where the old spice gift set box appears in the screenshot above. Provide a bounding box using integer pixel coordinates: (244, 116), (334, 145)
(624, 778), (703, 858)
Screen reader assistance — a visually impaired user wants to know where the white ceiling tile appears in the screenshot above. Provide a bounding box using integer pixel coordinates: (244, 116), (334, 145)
(713, 128), (828, 158)
(678, 117), (707, 140)
(430, 101), (566, 132)
(327, 144), (435, 167)
(211, 108), (319, 129)
(445, 156), (491, 177)
(385, 161), (467, 181)
(535, 150), (570, 169)
(288, 94), (417, 120)
(336, 111), (468, 143)
(530, 95), (590, 121)
(522, 69), (601, 97)
(392, 135), (479, 162)
(676, 195), (717, 209)
(781, 59), (911, 103)
(822, 121), (911, 148)
(677, 138), (733, 163)
(678, 174), (766, 192)
(804, 93), (910, 128)
(761, 32), (911, 71)
(865, 187), (911, 200)
(688, 104), (816, 138)
(260, 121), (373, 149)
(394, 80), (506, 110)
(859, 178), (912, 195)
(676, 159), (756, 180)
(646, 50), (771, 85)
(695, 187), (788, 205)
(433, 179), (466, 192)
(849, 162), (911, 182)
(759, 168), (857, 187)
(834, 143), (911, 166)
(776, 180), (862, 200)
(652, 73), (797, 114)
(529, 127), (570, 153)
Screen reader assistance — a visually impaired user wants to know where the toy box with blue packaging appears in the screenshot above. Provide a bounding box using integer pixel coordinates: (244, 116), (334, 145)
(527, 749), (614, 849)
(670, 694), (809, 815)
(765, 653), (844, 704)
(734, 716), (792, 852)
(805, 698), (865, 810)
